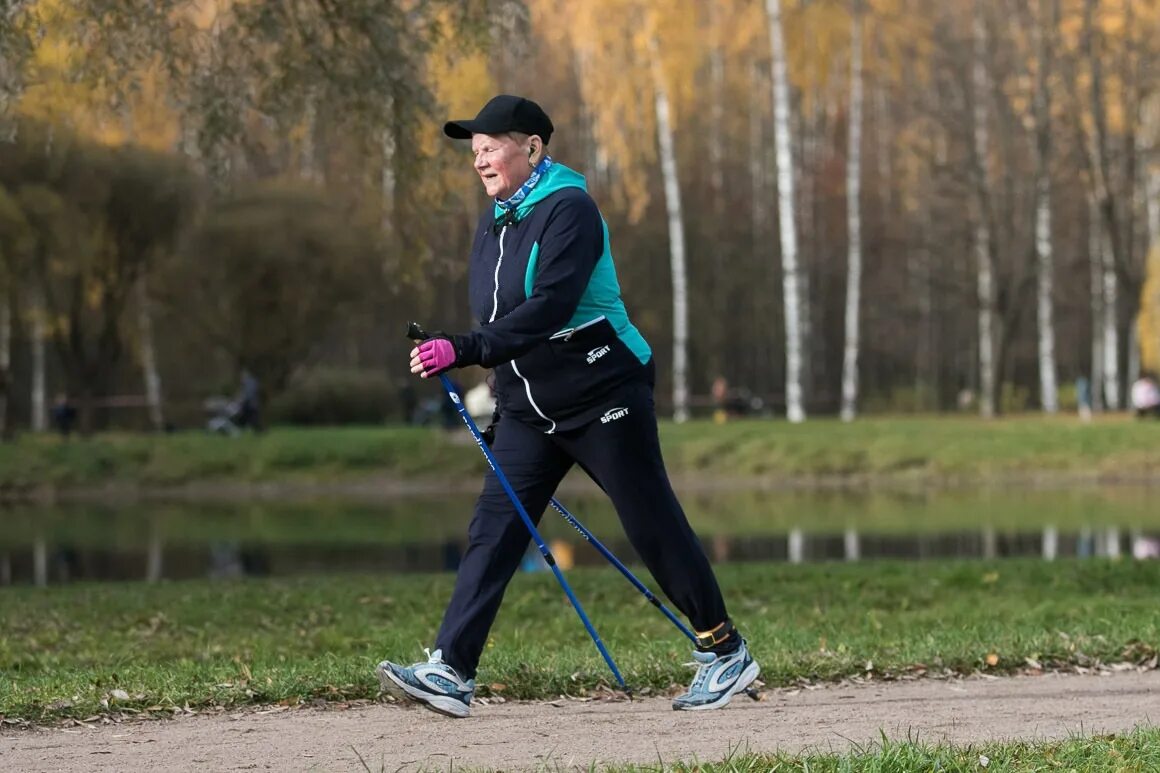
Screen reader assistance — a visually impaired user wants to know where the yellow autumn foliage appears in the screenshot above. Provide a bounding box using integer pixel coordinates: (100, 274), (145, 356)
(1140, 244), (1160, 374)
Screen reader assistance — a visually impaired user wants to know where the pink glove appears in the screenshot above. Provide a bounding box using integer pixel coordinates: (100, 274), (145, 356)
(410, 337), (458, 378)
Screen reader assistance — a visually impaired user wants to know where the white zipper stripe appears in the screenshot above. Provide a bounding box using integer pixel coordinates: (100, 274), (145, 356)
(490, 223), (556, 433)
(489, 225), (507, 323)
(511, 360), (557, 434)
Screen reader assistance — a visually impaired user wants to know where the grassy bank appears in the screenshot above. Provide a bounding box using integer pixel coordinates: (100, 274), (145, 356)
(612, 729), (1160, 772)
(3, 559), (1159, 723)
(0, 415), (1158, 495)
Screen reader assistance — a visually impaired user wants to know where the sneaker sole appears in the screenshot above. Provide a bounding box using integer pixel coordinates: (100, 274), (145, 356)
(672, 660), (761, 711)
(376, 663), (471, 718)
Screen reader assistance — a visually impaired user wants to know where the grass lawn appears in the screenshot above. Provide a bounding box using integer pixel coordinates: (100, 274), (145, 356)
(0, 414), (1157, 493)
(3, 558), (1158, 724)
(610, 728), (1160, 772)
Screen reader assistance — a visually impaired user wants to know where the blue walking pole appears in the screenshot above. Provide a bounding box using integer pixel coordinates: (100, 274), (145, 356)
(546, 498), (697, 644)
(408, 323), (628, 692)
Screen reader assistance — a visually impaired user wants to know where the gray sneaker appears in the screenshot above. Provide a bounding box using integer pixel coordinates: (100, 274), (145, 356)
(672, 639), (760, 711)
(377, 648), (475, 718)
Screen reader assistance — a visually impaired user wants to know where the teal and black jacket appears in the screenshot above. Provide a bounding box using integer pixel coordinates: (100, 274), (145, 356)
(450, 162), (652, 434)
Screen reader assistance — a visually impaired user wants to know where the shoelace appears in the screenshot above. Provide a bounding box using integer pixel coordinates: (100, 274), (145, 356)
(423, 647), (442, 665)
(683, 658), (716, 691)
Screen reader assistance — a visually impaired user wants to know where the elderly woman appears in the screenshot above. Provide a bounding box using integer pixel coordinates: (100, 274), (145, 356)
(377, 95), (758, 717)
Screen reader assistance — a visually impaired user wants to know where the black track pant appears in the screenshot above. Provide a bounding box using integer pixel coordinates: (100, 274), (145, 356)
(433, 378), (730, 679)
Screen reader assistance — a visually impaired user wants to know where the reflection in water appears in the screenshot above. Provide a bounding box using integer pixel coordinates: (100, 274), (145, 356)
(1, 526), (1156, 586)
(4, 487), (1160, 586)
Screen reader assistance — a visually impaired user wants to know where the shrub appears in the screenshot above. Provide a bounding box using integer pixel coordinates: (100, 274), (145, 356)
(267, 370), (399, 426)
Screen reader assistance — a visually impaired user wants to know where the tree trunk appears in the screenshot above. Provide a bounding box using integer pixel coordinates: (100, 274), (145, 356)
(137, 276), (165, 431)
(381, 105), (396, 236)
(766, 0), (806, 423)
(1147, 167), (1160, 248)
(972, 3), (996, 419)
(30, 286), (47, 432)
(840, 2), (864, 422)
(648, 34), (689, 423)
(0, 296), (9, 438)
(707, 1), (726, 381)
(1033, 0), (1059, 413)
(1082, 0), (1122, 408)
(1089, 194), (1105, 412)
(750, 61), (767, 252)
(301, 88), (318, 182)
(1101, 223), (1120, 409)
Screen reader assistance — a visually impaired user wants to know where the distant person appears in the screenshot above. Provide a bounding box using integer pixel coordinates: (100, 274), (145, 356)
(237, 370), (263, 432)
(1130, 373), (1160, 419)
(51, 393), (78, 437)
(377, 95), (758, 718)
(1076, 376), (1093, 423)
(711, 376), (729, 424)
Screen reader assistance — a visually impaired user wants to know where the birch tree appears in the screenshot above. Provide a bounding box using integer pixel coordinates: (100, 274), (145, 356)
(136, 276), (165, 430)
(972, 2), (997, 418)
(1089, 193), (1106, 411)
(840, 0), (864, 422)
(1081, 0), (1121, 409)
(1033, 0), (1059, 413)
(647, 32), (690, 423)
(766, 0), (806, 423)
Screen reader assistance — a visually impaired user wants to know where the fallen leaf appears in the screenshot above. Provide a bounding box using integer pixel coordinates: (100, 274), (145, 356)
(110, 689), (130, 701)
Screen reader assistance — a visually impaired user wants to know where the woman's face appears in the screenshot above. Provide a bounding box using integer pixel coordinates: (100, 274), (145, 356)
(471, 132), (534, 200)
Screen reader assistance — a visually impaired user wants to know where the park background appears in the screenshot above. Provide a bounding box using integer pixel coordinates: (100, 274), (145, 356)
(3, 3), (1160, 767)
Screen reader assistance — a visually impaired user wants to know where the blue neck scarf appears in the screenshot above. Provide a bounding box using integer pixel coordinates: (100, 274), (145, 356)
(496, 156), (553, 212)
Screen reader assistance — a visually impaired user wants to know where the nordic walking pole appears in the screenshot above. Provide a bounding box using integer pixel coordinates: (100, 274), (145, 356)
(407, 322), (628, 693)
(545, 498), (696, 644)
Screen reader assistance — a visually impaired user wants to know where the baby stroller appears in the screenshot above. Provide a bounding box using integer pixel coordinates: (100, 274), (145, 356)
(204, 396), (244, 436)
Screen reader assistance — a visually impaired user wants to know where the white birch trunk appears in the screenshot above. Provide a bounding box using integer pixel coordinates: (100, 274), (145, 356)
(972, 6), (996, 419)
(1033, 4), (1058, 414)
(1089, 195), (1105, 412)
(1081, 0), (1120, 410)
(648, 35), (689, 423)
(1101, 226), (1120, 409)
(766, 0), (806, 423)
(1035, 189), (1058, 413)
(840, 3), (864, 422)
(30, 286), (47, 432)
(136, 276), (165, 430)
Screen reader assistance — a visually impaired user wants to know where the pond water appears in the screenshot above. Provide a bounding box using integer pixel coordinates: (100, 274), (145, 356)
(1, 486), (1158, 585)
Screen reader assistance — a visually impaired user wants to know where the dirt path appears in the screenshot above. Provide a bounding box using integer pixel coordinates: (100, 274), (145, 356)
(5, 671), (1159, 772)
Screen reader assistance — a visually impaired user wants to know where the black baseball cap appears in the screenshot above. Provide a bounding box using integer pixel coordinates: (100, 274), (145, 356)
(443, 95), (554, 145)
